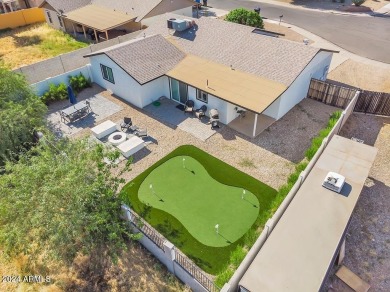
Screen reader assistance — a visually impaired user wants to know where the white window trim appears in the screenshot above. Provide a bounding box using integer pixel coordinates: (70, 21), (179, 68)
(197, 89), (208, 103)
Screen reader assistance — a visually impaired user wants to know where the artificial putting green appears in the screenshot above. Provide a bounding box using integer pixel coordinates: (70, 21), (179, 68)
(121, 145), (277, 274)
(138, 156), (259, 247)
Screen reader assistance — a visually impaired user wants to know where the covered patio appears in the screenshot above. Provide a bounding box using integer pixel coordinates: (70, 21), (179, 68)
(228, 111), (276, 137)
(64, 4), (137, 43)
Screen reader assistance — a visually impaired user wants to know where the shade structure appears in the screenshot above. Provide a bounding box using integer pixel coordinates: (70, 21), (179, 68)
(67, 86), (77, 105)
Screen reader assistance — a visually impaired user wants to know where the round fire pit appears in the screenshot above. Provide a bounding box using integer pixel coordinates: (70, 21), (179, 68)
(108, 132), (127, 146)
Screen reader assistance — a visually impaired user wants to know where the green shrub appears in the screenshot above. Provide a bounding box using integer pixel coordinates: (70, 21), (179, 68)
(41, 82), (68, 104)
(352, 0), (365, 6)
(215, 268), (234, 287)
(69, 72), (91, 93)
(230, 246), (247, 267)
(225, 8), (264, 28)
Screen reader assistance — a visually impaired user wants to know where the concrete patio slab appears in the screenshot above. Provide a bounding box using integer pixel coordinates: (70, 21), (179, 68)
(143, 97), (220, 141)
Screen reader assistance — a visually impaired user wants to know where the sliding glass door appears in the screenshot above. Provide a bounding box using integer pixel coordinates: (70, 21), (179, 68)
(170, 78), (188, 104)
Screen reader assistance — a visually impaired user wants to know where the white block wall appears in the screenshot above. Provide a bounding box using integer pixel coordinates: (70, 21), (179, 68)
(264, 51), (333, 120)
(89, 54), (143, 108)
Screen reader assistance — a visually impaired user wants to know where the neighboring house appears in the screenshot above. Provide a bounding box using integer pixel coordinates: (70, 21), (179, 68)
(84, 15), (336, 137)
(0, 0), (40, 13)
(38, 0), (194, 42)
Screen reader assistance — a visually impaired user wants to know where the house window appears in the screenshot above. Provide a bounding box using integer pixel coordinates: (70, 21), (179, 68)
(57, 15), (63, 27)
(100, 64), (115, 84)
(46, 11), (52, 23)
(197, 89), (208, 103)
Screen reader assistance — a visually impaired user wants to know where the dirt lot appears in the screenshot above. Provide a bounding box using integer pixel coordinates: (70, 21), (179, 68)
(0, 242), (188, 292)
(328, 59), (390, 93)
(0, 23), (88, 69)
(325, 113), (390, 291)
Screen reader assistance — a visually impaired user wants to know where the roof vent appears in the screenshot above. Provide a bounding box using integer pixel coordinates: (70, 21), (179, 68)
(322, 172), (345, 193)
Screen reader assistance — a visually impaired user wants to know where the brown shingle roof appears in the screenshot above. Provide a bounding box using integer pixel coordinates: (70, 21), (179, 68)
(142, 15), (322, 86)
(85, 35), (186, 84)
(41, 0), (91, 13)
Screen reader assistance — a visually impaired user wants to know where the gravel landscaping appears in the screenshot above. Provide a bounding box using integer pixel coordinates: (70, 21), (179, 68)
(325, 113), (390, 291)
(65, 84), (339, 191)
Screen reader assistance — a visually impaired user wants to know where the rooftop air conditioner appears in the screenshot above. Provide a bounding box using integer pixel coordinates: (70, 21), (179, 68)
(322, 172), (345, 193)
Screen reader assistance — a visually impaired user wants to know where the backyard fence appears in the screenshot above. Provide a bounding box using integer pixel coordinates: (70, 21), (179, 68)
(128, 209), (165, 250)
(13, 30), (143, 84)
(174, 249), (220, 292)
(307, 79), (358, 109)
(0, 8), (44, 29)
(122, 205), (219, 292)
(307, 78), (390, 117)
(354, 90), (390, 116)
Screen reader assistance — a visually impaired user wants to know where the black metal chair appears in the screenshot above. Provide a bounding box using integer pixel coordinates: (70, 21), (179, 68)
(120, 117), (132, 132)
(184, 100), (195, 115)
(195, 105), (207, 120)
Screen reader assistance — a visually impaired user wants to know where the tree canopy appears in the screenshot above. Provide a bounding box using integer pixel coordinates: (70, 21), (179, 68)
(0, 136), (137, 264)
(0, 67), (47, 166)
(225, 8), (264, 28)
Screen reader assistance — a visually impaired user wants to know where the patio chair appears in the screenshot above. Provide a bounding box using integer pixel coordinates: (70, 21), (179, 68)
(86, 100), (92, 112)
(195, 105), (207, 120)
(184, 100), (195, 115)
(120, 117), (132, 132)
(135, 128), (148, 138)
(60, 111), (70, 123)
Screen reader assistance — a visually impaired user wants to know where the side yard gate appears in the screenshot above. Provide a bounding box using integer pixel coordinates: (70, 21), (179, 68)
(307, 79), (390, 117)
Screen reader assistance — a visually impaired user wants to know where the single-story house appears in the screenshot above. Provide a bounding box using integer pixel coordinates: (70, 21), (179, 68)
(39, 0), (194, 42)
(84, 15), (337, 137)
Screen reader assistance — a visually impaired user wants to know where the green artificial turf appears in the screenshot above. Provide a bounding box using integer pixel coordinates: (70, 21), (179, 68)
(121, 145), (276, 274)
(138, 156), (259, 247)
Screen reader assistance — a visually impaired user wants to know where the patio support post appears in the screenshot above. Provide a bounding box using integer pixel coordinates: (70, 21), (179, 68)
(2, 2), (6, 12)
(72, 23), (76, 36)
(338, 239), (346, 265)
(82, 25), (86, 39)
(94, 29), (98, 43)
(105, 30), (108, 41)
(252, 113), (258, 137)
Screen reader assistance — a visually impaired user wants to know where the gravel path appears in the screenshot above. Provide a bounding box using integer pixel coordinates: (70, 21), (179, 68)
(69, 85), (338, 191)
(325, 113), (390, 292)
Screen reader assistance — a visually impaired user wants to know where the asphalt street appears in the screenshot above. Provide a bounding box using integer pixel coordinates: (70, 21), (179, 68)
(209, 0), (390, 63)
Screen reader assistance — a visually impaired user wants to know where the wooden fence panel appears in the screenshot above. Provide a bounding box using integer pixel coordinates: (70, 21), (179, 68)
(307, 79), (357, 109)
(354, 91), (390, 116)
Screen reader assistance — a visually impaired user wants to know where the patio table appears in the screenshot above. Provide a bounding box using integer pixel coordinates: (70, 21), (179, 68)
(60, 101), (90, 123)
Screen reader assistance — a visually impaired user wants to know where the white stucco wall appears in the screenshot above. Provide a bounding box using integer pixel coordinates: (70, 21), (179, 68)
(44, 9), (64, 31)
(267, 51), (333, 120)
(186, 85), (236, 124)
(89, 54), (143, 108)
(140, 76), (170, 108)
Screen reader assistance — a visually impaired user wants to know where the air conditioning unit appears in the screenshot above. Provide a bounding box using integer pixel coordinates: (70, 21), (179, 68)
(322, 172), (345, 193)
(167, 18), (195, 32)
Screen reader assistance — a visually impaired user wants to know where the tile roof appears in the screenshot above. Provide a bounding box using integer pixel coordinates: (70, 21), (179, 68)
(142, 15), (322, 86)
(86, 35), (186, 84)
(42, 0), (91, 13)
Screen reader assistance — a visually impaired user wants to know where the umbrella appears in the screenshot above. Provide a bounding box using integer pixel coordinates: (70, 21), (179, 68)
(67, 85), (77, 105)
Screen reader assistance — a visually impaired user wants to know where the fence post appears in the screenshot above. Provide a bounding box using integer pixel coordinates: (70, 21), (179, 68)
(163, 242), (175, 274)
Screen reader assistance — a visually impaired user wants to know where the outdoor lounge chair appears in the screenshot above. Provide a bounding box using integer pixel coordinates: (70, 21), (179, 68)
(195, 105), (207, 120)
(120, 117), (132, 132)
(184, 100), (195, 115)
(135, 128), (148, 138)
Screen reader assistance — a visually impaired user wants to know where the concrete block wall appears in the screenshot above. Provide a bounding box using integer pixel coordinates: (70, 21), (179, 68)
(121, 205), (213, 292)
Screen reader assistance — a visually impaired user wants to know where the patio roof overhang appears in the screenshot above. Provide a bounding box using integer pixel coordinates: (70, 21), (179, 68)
(64, 4), (136, 32)
(166, 55), (287, 114)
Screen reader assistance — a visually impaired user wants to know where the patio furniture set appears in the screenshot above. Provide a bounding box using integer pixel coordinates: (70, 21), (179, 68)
(60, 101), (92, 123)
(91, 118), (148, 158)
(184, 100), (220, 129)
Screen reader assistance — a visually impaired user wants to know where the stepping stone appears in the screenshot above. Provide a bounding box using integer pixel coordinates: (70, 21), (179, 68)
(335, 265), (370, 292)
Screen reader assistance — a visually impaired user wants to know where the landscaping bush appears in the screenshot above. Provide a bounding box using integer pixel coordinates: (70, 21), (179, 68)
(69, 72), (91, 93)
(225, 8), (264, 28)
(41, 82), (68, 104)
(352, 0), (366, 6)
